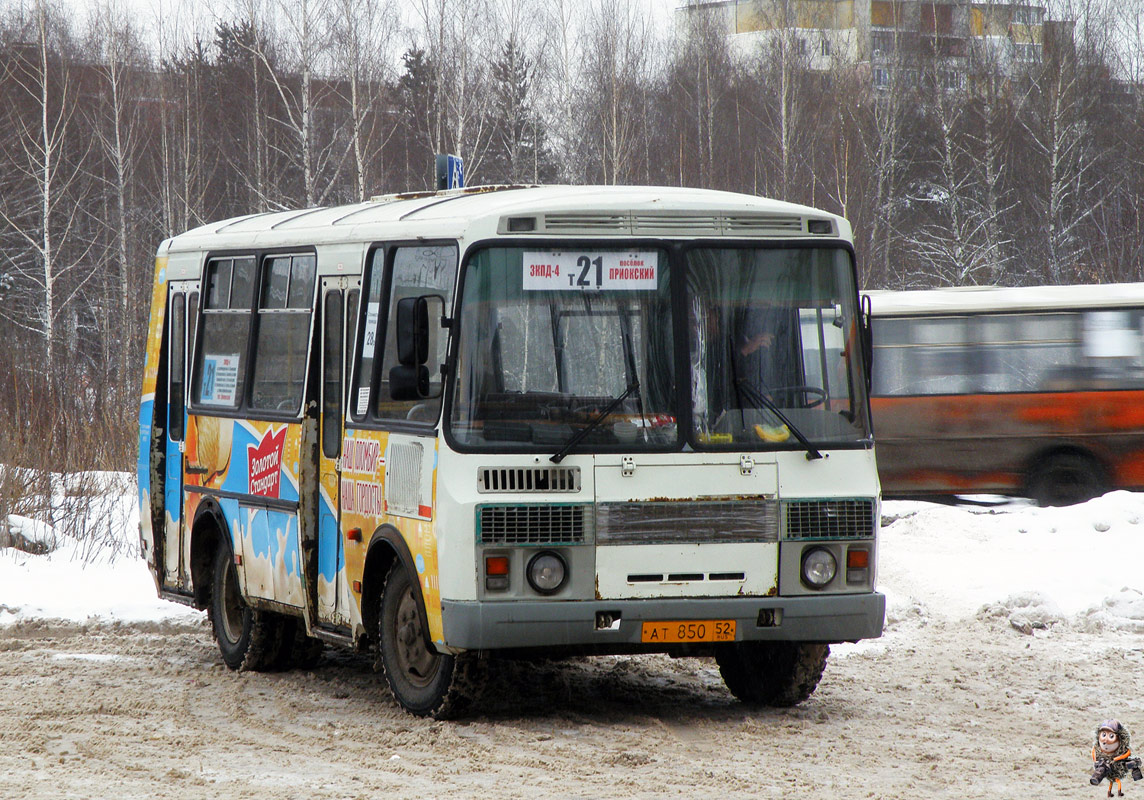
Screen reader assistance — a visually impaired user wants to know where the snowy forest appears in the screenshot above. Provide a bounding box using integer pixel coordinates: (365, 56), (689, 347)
(0, 0), (1141, 486)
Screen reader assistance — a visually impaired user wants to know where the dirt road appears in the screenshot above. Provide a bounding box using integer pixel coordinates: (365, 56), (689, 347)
(0, 614), (1139, 799)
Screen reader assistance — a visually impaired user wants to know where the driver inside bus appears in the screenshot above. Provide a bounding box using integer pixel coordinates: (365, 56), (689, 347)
(732, 302), (798, 407)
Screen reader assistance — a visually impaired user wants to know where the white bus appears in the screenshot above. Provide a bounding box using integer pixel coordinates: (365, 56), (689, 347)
(138, 185), (883, 718)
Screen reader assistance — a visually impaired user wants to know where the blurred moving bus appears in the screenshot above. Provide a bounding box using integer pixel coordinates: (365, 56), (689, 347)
(138, 185), (883, 718)
(867, 283), (1144, 505)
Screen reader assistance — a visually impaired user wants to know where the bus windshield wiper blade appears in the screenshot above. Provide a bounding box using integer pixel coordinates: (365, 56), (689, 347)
(735, 380), (823, 460)
(550, 381), (640, 464)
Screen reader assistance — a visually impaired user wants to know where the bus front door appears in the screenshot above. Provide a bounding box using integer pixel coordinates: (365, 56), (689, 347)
(163, 281), (195, 588)
(316, 280), (354, 628)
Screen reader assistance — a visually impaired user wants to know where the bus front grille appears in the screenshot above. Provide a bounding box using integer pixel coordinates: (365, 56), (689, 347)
(478, 504), (589, 545)
(784, 499), (876, 540)
(478, 466), (581, 493)
(596, 500), (779, 545)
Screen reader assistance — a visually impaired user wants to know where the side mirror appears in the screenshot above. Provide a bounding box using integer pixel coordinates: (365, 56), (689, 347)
(389, 364), (430, 400)
(395, 296), (429, 366)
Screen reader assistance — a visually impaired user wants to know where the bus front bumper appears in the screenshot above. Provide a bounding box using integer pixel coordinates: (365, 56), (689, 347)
(440, 592), (885, 651)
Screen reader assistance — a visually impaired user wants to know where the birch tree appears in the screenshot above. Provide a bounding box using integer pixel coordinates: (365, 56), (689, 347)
(575, 0), (656, 184)
(0, 0), (93, 377)
(412, 0), (499, 181)
(669, 4), (735, 189)
(84, 0), (151, 390)
(328, 0), (399, 200)
(1012, 0), (1111, 283)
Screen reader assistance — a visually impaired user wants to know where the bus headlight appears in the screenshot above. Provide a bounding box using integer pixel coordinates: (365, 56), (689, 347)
(527, 551), (567, 595)
(801, 548), (837, 589)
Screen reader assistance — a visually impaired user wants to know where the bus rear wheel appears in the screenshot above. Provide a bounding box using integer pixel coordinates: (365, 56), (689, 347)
(376, 562), (483, 719)
(209, 545), (285, 671)
(1028, 452), (1105, 507)
(715, 641), (829, 707)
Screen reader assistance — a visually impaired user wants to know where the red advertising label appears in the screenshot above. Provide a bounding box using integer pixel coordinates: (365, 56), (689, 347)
(248, 427), (287, 498)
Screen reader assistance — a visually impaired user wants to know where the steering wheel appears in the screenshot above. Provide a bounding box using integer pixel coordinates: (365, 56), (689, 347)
(767, 385), (827, 408)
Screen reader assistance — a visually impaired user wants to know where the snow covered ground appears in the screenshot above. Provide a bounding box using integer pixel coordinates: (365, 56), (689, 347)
(4, 479), (1144, 799)
(3, 478), (1144, 639)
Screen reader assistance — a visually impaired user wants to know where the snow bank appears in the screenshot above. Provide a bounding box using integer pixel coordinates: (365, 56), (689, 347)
(0, 473), (200, 627)
(880, 491), (1144, 631)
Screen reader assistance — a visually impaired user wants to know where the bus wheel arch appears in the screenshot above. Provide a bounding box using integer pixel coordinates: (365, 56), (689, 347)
(361, 527), (425, 652)
(189, 501), (229, 610)
(1026, 447), (1107, 507)
(365, 527), (483, 719)
(190, 501), (286, 671)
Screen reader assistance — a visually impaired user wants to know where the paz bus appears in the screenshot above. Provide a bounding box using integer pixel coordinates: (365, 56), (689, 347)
(137, 184), (883, 718)
(867, 283), (1144, 505)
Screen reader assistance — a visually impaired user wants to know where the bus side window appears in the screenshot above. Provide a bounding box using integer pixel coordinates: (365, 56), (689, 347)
(187, 292), (199, 372)
(193, 257), (255, 409)
(322, 291), (343, 458)
(345, 288), (359, 410)
(169, 293), (186, 441)
(250, 254), (316, 414)
(352, 250), (386, 420)
(375, 245), (456, 422)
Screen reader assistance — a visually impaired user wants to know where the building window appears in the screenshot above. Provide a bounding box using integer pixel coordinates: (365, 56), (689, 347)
(1013, 41), (1040, 61)
(1012, 7), (1041, 26)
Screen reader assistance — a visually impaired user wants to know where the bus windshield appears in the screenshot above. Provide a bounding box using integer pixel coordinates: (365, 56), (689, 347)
(687, 246), (869, 448)
(448, 243), (869, 452)
(450, 246), (676, 451)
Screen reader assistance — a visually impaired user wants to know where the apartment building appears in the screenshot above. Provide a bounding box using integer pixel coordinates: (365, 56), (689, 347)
(677, 0), (1050, 87)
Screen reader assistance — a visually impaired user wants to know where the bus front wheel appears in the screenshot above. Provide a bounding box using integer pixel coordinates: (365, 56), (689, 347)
(376, 562), (483, 719)
(1028, 452), (1105, 507)
(715, 641), (829, 707)
(209, 546), (286, 671)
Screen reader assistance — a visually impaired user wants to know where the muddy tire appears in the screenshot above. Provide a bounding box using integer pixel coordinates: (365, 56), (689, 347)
(1028, 452), (1104, 507)
(716, 642), (829, 707)
(209, 545), (286, 672)
(375, 562), (483, 719)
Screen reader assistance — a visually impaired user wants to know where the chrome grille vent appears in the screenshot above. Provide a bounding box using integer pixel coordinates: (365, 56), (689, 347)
(539, 211), (811, 237)
(597, 500), (778, 545)
(784, 499), (875, 540)
(543, 213), (628, 233)
(723, 213), (806, 234)
(631, 214), (720, 234)
(478, 466), (581, 493)
(478, 504), (589, 545)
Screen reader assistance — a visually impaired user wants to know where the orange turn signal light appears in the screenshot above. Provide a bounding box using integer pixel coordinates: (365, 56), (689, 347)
(847, 549), (869, 569)
(485, 556), (510, 576)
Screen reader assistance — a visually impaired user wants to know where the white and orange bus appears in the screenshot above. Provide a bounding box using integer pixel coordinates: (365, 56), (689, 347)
(868, 283), (1144, 505)
(138, 185), (883, 718)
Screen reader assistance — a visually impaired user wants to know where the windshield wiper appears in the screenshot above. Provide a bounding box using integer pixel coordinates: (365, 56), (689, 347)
(735, 380), (824, 461)
(550, 381), (640, 464)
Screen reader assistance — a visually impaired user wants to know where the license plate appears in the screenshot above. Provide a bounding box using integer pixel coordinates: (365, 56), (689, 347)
(640, 620), (736, 643)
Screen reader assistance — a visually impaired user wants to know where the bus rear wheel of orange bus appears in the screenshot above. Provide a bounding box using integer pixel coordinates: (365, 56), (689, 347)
(1027, 452), (1106, 507)
(375, 562), (483, 719)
